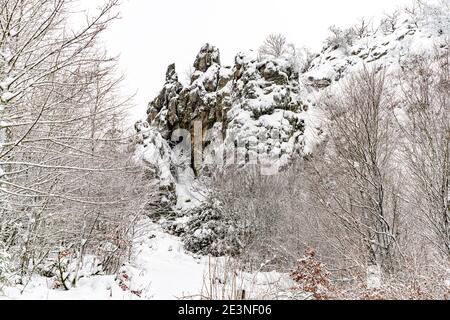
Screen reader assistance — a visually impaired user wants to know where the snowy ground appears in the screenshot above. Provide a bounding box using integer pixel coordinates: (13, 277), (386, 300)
(1, 219), (293, 300)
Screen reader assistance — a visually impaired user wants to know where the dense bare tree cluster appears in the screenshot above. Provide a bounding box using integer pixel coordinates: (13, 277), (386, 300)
(0, 0), (149, 289)
(205, 50), (449, 298)
(397, 52), (449, 259)
(219, 1), (450, 299)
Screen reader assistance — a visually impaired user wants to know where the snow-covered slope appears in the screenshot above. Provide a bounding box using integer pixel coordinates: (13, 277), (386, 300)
(1, 217), (292, 300)
(304, 3), (449, 89)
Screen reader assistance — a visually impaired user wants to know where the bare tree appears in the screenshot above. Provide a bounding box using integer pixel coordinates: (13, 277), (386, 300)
(352, 18), (373, 39)
(308, 66), (403, 275)
(0, 0), (149, 286)
(397, 50), (450, 259)
(403, 0), (425, 28)
(298, 46), (316, 73)
(325, 25), (355, 51)
(258, 33), (288, 60)
(380, 10), (400, 35)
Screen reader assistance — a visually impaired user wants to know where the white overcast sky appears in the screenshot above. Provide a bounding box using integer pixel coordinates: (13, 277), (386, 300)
(81, 0), (413, 122)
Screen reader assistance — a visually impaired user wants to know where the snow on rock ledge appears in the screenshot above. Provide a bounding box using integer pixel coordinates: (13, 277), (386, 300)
(142, 43), (309, 177)
(134, 44), (311, 256)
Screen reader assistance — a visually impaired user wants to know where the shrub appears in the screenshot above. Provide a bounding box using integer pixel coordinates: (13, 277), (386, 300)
(291, 249), (335, 300)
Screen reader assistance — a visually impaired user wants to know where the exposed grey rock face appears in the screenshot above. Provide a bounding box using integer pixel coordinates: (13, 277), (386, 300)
(146, 44), (229, 162)
(135, 44), (309, 256)
(193, 43), (221, 72)
(144, 44), (308, 178)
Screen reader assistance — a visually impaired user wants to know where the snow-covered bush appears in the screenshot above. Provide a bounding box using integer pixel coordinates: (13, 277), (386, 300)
(183, 203), (243, 257)
(380, 11), (400, 35)
(258, 34), (314, 75)
(297, 47), (316, 73)
(355, 260), (450, 300)
(324, 25), (356, 52)
(201, 257), (246, 300)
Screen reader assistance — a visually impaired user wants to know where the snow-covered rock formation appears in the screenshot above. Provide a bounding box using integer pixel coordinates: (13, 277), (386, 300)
(304, 2), (449, 88)
(135, 0), (449, 256)
(140, 43), (309, 174)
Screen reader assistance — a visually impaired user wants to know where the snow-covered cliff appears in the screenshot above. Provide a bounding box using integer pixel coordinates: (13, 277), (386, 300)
(135, 0), (449, 256)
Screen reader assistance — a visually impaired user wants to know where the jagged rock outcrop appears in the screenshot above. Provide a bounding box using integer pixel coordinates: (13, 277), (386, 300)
(135, 44), (310, 255)
(144, 43), (308, 177)
(148, 44), (228, 137)
(135, 1), (450, 257)
(146, 44), (230, 174)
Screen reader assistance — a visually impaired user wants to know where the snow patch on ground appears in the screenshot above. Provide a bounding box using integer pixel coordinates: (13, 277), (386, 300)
(1, 218), (292, 300)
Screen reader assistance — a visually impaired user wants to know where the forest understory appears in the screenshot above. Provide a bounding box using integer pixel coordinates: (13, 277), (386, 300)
(0, 0), (449, 300)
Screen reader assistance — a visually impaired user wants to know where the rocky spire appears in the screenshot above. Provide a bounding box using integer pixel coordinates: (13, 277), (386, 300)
(193, 43), (221, 72)
(165, 63), (178, 82)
